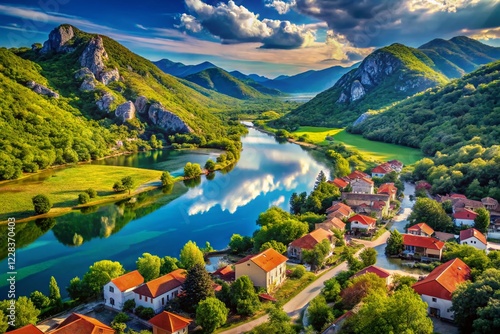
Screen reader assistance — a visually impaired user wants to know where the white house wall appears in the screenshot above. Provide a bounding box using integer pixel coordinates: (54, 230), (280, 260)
(460, 237), (487, 250)
(421, 294), (454, 320)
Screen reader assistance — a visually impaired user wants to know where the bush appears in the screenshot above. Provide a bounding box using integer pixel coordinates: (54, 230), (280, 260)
(85, 188), (97, 198)
(30, 291), (50, 309)
(122, 299), (136, 312)
(32, 194), (52, 214)
(292, 265), (307, 279)
(137, 307), (155, 320)
(78, 192), (90, 204)
(113, 312), (130, 323)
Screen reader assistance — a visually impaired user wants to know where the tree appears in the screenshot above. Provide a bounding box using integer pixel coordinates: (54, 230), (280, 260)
(303, 239), (331, 271)
(136, 253), (161, 282)
(160, 171), (175, 186)
(113, 181), (125, 192)
(328, 151), (351, 178)
(196, 297), (228, 333)
(292, 265), (307, 279)
(341, 273), (386, 309)
(29, 291), (50, 309)
(247, 302), (296, 334)
(78, 192), (90, 204)
(111, 321), (127, 333)
(341, 247), (363, 272)
(315, 171), (327, 189)
(260, 240), (286, 254)
(49, 276), (62, 307)
(179, 240), (205, 270)
(184, 162), (202, 178)
(0, 296), (40, 329)
(121, 176), (134, 195)
(0, 310), (8, 333)
(160, 256), (180, 275)
(204, 159), (216, 171)
(67, 276), (89, 301)
(228, 234), (253, 254)
(474, 208), (490, 233)
(201, 241), (214, 254)
(122, 299), (136, 312)
(322, 277), (341, 303)
(308, 295), (333, 332)
(85, 188), (97, 198)
(230, 276), (260, 316)
(253, 214), (308, 251)
(181, 263), (214, 312)
(290, 191), (307, 214)
(392, 274), (417, 291)
(359, 247), (377, 268)
(443, 243), (490, 274)
(32, 194), (52, 214)
(149, 134), (162, 149)
(408, 197), (453, 232)
(385, 230), (404, 255)
(82, 260), (125, 296)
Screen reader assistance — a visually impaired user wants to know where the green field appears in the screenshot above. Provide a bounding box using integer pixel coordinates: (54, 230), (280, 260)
(0, 165), (163, 222)
(293, 126), (424, 165)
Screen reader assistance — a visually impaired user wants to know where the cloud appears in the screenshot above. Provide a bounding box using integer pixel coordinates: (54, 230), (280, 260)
(408, 0), (481, 13)
(464, 26), (500, 40)
(270, 195), (286, 207)
(135, 24), (148, 30)
(265, 0), (296, 15)
(177, 13), (202, 33)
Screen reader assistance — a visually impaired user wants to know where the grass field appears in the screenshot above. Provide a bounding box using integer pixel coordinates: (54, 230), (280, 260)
(0, 165), (163, 222)
(292, 126), (423, 165)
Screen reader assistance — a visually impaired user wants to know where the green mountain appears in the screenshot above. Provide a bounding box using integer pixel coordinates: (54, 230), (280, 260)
(153, 59), (217, 77)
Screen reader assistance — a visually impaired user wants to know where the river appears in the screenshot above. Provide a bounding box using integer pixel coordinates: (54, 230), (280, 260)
(0, 128), (331, 298)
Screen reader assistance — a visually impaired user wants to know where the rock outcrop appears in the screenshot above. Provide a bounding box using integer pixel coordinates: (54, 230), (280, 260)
(101, 69), (120, 86)
(75, 68), (97, 92)
(79, 36), (119, 86)
(96, 92), (114, 112)
(134, 96), (149, 114)
(352, 112), (371, 127)
(40, 25), (75, 54)
(26, 81), (59, 98)
(148, 103), (192, 134)
(350, 80), (366, 101)
(115, 101), (136, 121)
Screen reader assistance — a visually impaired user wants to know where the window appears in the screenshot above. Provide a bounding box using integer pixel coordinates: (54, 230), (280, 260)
(432, 298), (437, 302)
(162, 297), (165, 305)
(139, 295), (142, 300)
(145, 297), (148, 302)
(110, 298), (115, 305)
(247, 263), (250, 266)
(109, 286), (114, 293)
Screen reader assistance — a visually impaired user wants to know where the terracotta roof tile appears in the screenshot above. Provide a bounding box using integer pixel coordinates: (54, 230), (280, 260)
(402, 234), (445, 250)
(378, 183), (397, 196)
(316, 217), (346, 231)
(149, 311), (192, 332)
(238, 248), (288, 272)
(407, 223), (435, 236)
(482, 197), (498, 206)
(348, 214), (377, 226)
(133, 269), (186, 298)
(460, 228), (487, 245)
(212, 265), (235, 282)
(453, 209), (478, 220)
(290, 228), (333, 250)
(329, 178), (349, 188)
(352, 265), (391, 280)
(111, 270), (144, 292)
(347, 170), (369, 180)
(52, 313), (114, 334)
(8, 324), (43, 334)
(372, 163), (394, 174)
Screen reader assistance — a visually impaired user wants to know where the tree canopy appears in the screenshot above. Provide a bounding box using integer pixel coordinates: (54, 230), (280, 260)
(196, 297), (228, 334)
(82, 260), (125, 296)
(408, 197), (453, 232)
(385, 230), (404, 255)
(181, 263), (214, 312)
(179, 240), (205, 270)
(230, 276), (260, 316)
(136, 253), (161, 282)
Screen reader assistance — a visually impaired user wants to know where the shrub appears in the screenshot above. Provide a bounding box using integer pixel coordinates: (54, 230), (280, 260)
(122, 299), (136, 312)
(292, 265), (307, 279)
(78, 193), (90, 204)
(85, 188), (97, 198)
(113, 312), (130, 323)
(32, 194), (52, 214)
(137, 307), (155, 320)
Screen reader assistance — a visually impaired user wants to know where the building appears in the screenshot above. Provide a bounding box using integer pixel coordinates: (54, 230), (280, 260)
(149, 311), (192, 334)
(377, 183), (398, 201)
(212, 265), (235, 282)
(434, 231), (456, 242)
(412, 258), (471, 320)
(329, 178), (349, 190)
(50, 313), (114, 334)
(452, 198), (484, 213)
(347, 170), (369, 180)
(350, 177), (374, 194)
(388, 160), (404, 173)
(326, 202), (354, 220)
(104, 270), (144, 310)
(407, 223), (434, 237)
(341, 193), (390, 218)
(8, 325), (43, 334)
(371, 162), (394, 178)
(482, 197), (499, 211)
(315, 217), (346, 232)
(402, 234), (445, 260)
(453, 208), (478, 226)
(288, 228), (334, 262)
(348, 214), (377, 234)
(351, 265), (391, 285)
(459, 228), (487, 250)
(234, 248), (288, 292)
(133, 269), (186, 313)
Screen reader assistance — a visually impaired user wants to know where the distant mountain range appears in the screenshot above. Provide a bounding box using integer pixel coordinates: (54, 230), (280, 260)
(153, 59), (217, 78)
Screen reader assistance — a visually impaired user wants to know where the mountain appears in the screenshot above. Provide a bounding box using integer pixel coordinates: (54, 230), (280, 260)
(153, 59), (217, 77)
(279, 37), (500, 128)
(259, 64), (358, 94)
(229, 70), (270, 83)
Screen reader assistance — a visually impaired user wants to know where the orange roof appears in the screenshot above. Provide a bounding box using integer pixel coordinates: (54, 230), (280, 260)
(412, 258), (471, 300)
(111, 270), (144, 292)
(352, 265), (391, 280)
(212, 265), (235, 282)
(317, 217), (346, 231)
(407, 223), (434, 236)
(453, 209), (478, 220)
(290, 228), (333, 250)
(402, 234), (445, 250)
(237, 248), (288, 272)
(347, 170), (369, 180)
(326, 202), (353, 218)
(348, 214), (377, 226)
(460, 228), (487, 245)
(133, 269), (186, 298)
(8, 324), (43, 334)
(372, 162), (394, 174)
(450, 193), (467, 199)
(149, 311), (192, 332)
(378, 183), (397, 195)
(330, 178), (349, 188)
(52, 313), (114, 334)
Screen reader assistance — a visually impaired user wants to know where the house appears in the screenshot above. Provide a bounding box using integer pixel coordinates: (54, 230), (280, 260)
(412, 258), (471, 320)
(350, 177), (374, 194)
(402, 234), (445, 260)
(388, 160), (403, 172)
(371, 163), (394, 178)
(347, 170), (369, 180)
(377, 183), (397, 200)
(104, 270), (144, 310)
(453, 208), (478, 226)
(315, 217), (346, 232)
(434, 231), (456, 242)
(149, 311), (192, 334)
(348, 214), (377, 234)
(288, 228), (334, 262)
(326, 202), (354, 219)
(329, 177), (349, 190)
(481, 197), (499, 211)
(351, 265), (391, 285)
(212, 265), (235, 282)
(133, 269), (186, 313)
(50, 313), (114, 334)
(460, 228), (487, 250)
(234, 248), (288, 292)
(341, 193), (390, 218)
(407, 223), (434, 237)
(452, 198), (484, 213)
(8, 324), (43, 334)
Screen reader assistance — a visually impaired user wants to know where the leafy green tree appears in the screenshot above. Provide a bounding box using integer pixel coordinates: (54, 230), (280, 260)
(160, 256), (181, 275)
(184, 162), (202, 178)
(85, 188), (97, 198)
(408, 197), (453, 232)
(67, 276), (89, 301)
(113, 181), (125, 192)
(0, 310), (8, 333)
(121, 176), (134, 195)
(32, 194), (52, 214)
(0, 296), (40, 329)
(230, 276), (260, 316)
(181, 264), (214, 312)
(328, 151), (351, 177)
(196, 297), (228, 333)
(180, 240), (205, 270)
(49, 276), (62, 307)
(291, 265), (307, 279)
(201, 241), (214, 254)
(303, 239), (331, 271)
(391, 274), (417, 291)
(322, 277), (341, 303)
(385, 230), (404, 255)
(204, 159), (216, 171)
(246, 302), (295, 334)
(341, 247), (363, 272)
(29, 291), (50, 309)
(443, 243), (490, 275)
(111, 321), (127, 333)
(113, 312), (130, 323)
(315, 170), (327, 189)
(289, 191), (307, 214)
(442, 200), (453, 214)
(341, 273), (386, 309)
(359, 247), (377, 268)
(136, 253), (161, 282)
(160, 171), (175, 186)
(78, 192), (90, 204)
(308, 295), (333, 332)
(474, 208), (490, 233)
(82, 260), (125, 296)
(259, 240), (286, 254)
(122, 299), (136, 312)
(149, 134), (162, 149)
(304, 181), (341, 214)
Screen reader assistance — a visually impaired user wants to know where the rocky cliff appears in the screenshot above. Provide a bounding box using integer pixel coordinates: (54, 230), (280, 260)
(26, 81), (59, 98)
(79, 36), (119, 85)
(40, 25), (75, 54)
(148, 103), (192, 134)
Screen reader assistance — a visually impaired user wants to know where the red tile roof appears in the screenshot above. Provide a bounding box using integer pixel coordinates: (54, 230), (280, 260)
(348, 214), (377, 226)
(407, 223), (434, 236)
(316, 217), (346, 231)
(52, 313), (114, 334)
(482, 197), (499, 206)
(258, 293), (277, 302)
(8, 325), (43, 334)
(111, 270), (144, 292)
(453, 209), (478, 220)
(236, 248), (288, 272)
(450, 193), (467, 199)
(352, 265), (391, 280)
(402, 234), (445, 250)
(372, 163), (394, 174)
(460, 228), (487, 245)
(290, 228), (333, 250)
(378, 183), (397, 196)
(326, 202), (353, 218)
(329, 178), (349, 188)
(212, 265), (235, 282)
(133, 269), (186, 299)
(412, 258), (471, 300)
(149, 311), (192, 333)
(347, 170), (369, 180)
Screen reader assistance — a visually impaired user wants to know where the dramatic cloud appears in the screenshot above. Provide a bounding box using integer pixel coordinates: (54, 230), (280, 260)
(178, 13), (202, 33)
(466, 26), (500, 40)
(265, 0), (296, 14)
(408, 0), (481, 13)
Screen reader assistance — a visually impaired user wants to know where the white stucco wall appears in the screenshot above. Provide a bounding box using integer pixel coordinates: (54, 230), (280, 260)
(460, 237), (487, 250)
(104, 282), (137, 310)
(421, 295), (454, 320)
(134, 286), (182, 314)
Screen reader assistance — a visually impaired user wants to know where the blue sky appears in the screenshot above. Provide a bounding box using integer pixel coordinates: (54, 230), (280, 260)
(0, 0), (499, 77)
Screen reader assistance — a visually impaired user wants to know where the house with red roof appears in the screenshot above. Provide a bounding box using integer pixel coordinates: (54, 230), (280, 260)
(412, 258), (471, 320)
(51, 313), (114, 334)
(134, 269), (186, 313)
(8, 324), (43, 334)
(212, 265), (235, 282)
(407, 223), (434, 237)
(341, 193), (390, 218)
(347, 170), (369, 180)
(371, 163), (394, 178)
(351, 177), (374, 194)
(104, 270), (144, 310)
(326, 202), (354, 220)
(460, 228), (487, 250)
(348, 214), (377, 234)
(329, 177), (349, 190)
(288, 228), (334, 262)
(234, 248), (288, 292)
(149, 311), (192, 334)
(402, 234), (445, 260)
(377, 183), (397, 200)
(315, 217), (346, 232)
(388, 160), (403, 172)
(351, 265), (391, 285)
(453, 208), (478, 226)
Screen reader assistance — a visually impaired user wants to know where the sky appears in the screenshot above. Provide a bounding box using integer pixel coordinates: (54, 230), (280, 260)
(0, 0), (499, 77)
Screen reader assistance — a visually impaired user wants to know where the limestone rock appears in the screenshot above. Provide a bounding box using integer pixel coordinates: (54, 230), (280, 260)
(350, 80), (365, 101)
(101, 69), (120, 85)
(26, 81), (59, 98)
(115, 101), (136, 121)
(336, 91), (348, 103)
(40, 25), (75, 54)
(134, 96), (149, 114)
(352, 112), (371, 127)
(74, 68), (94, 80)
(80, 36), (108, 81)
(148, 103), (192, 134)
(80, 79), (96, 92)
(96, 92), (115, 112)
(75, 68), (97, 92)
